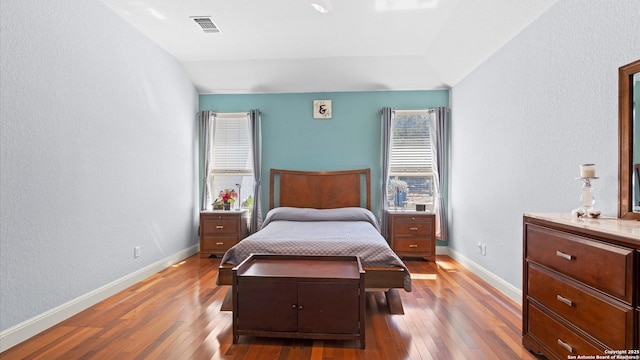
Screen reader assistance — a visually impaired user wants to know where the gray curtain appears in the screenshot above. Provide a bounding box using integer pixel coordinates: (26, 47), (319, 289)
(198, 111), (215, 210)
(429, 107), (449, 241)
(380, 107), (393, 238)
(249, 109), (262, 233)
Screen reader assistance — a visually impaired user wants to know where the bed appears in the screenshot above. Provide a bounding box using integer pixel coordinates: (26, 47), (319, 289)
(215, 168), (411, 313)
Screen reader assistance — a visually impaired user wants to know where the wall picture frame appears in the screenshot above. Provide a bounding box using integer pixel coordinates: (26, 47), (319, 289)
(313, 100), (332, 119)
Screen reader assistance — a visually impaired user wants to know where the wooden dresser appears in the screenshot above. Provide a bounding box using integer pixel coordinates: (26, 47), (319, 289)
(387, 210), (436, 261)
(522, 213), (640, 359)
(199, 210), (248, 258)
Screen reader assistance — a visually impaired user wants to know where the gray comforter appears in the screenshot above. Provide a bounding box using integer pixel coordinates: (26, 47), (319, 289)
(219, 207), (411, 291)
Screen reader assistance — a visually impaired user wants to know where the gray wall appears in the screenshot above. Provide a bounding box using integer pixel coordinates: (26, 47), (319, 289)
(449, 0), (640, 289)
(0, 0), (199, 332)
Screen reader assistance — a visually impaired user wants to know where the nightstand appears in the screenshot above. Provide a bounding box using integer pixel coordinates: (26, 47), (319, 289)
(387, 210), (436, 261)
(199, 210), (249, 258)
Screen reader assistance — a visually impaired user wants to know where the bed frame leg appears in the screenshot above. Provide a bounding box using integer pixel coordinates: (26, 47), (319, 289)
(385, 289), (404, 315)
(220, 287), (233, 311)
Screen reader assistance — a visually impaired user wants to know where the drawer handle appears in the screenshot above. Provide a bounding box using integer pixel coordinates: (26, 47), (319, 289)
(409, 244), (418, 248)
(216, 225), (224, 229)
(216, 242), (224, 245)
(557, 339), (573, 353)
(556, 295), (573, 307)
(409, 227), (418, 231)
(555, 251), (573, 261)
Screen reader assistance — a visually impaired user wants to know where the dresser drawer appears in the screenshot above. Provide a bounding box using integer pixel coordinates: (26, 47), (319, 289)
(394, 239), (433, 254)
(525, 224), (633, 303)
(527, 263), (634, 349)
(202, 236), (237, 252)
(527, 303), (603, 359)
(202, 218), (238, 235)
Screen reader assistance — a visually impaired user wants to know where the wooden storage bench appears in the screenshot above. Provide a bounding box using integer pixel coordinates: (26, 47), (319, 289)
(232, 254), (366, 348)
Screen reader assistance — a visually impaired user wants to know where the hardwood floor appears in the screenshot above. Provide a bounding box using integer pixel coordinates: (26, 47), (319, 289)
(1, 255), (541, 360)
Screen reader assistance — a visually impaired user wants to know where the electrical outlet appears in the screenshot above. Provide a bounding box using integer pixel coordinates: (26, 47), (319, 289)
(481, 243), (487, 256)
(477, 242), (483, 254)
(134, 246), (140, 258)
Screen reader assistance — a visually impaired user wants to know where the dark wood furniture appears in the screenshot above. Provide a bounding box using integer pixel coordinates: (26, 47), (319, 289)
(618, 59), (640, 220)
(232, 254), (365, 348)
(269, 168), (370, 209)
(387, 210), (436, 261)
(522, 213), (639, 359)
(636, 163), (640, 208)
(199, 210), (248, 258)
(218, 169), (408, 298)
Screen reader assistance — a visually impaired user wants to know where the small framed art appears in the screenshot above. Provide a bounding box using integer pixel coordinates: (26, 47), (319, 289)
(313, 100), (332, 119)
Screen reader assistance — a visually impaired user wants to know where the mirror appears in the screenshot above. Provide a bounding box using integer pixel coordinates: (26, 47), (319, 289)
(633, 72), (640, 213)
(618, 59), (640, 219)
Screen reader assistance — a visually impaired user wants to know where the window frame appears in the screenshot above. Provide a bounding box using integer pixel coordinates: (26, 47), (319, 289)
(387, 109), (434, 211)
(207, 112), (255, 211)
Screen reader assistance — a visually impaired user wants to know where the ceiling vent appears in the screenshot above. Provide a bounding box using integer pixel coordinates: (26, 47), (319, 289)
(191, 16), (221, 34)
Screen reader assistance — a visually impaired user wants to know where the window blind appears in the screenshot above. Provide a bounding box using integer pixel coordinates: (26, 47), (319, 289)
(389, 111), (432, 175)
(210, 114), (252, 175)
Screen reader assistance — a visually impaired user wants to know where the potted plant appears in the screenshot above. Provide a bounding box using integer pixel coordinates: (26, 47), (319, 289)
(213, 189), (238, 210)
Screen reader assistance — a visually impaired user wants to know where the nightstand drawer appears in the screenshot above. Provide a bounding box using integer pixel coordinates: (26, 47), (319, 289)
(527, 263), (633, 349)
(394, 239), (433, 254)
(202, 236), (237, 252)
(202, 219), (238, 235)
(525, 224), (633, 303)
(392, 221), (432, 237)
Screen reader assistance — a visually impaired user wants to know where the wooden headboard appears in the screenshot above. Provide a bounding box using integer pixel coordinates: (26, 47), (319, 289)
(269, 169), (371, 210)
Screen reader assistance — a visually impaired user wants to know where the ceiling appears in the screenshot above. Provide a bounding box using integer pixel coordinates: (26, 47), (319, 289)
(100, 0), (559, 94)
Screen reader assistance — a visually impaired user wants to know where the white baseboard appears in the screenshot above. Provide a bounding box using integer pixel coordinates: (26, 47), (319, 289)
(442, 246), (522, 305)
(0, 245), (199, 352)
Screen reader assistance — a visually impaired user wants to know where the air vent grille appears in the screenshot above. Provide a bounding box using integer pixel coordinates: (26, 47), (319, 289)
(191, 16), (221, 33)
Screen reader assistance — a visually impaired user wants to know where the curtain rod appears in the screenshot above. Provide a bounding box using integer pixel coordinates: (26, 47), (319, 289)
(393, 109), (430, 114)
(379, 107), (450, 113)
(212, 111), (250, 116)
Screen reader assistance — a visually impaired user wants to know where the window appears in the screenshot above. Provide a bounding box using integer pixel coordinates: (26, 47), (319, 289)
(207, 113), (254, 210)
(387, 110), (433, 210)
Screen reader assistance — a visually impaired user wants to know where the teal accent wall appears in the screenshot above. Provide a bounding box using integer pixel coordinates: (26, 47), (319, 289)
(199, 90), (449, 222)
